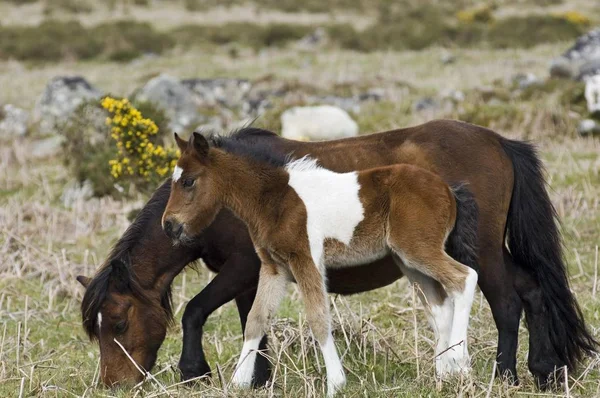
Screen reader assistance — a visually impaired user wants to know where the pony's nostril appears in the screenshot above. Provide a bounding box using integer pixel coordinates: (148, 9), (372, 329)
(173, 223), (183, 239)
(163, 219), (173, 236)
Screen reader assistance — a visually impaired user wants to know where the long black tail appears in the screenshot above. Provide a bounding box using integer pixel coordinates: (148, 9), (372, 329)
(447, 184), (479, 273)
(500, 138), (598, 370)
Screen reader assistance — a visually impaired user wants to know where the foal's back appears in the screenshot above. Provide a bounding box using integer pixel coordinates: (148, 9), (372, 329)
(285, 160), (455, 270)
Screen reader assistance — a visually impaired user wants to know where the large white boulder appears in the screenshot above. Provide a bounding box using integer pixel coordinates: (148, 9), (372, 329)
(280, 105), (358, 141)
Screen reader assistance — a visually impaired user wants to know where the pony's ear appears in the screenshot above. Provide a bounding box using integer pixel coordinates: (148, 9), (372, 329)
(76, 275), (91, 289)
(174, 133), (187, 152)
(109, 258), (131, 293)
(192, 132), (209, 158)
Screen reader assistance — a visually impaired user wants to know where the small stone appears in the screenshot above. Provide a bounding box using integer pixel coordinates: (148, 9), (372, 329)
(578, 119), (600, 136)
(413, 97), (438, 113)
(512, 73), (542, 90)
(0, 104), (29, 140)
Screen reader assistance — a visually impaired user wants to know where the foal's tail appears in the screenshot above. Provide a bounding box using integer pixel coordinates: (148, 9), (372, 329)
(501, 138), (598, 370)
(446, 184), (479, 273)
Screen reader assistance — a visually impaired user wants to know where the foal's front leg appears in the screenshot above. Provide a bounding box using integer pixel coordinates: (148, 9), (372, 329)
(232, 256), (288, 388)
(289, 254), (346, 397)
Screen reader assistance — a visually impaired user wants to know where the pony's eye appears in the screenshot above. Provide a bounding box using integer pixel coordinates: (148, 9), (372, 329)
(114, 321), (128, 335)
(182, 178), (195, 188)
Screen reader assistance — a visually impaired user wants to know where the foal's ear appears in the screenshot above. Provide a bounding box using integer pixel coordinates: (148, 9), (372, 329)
(174, 133), (187, 152)
(76, 275), (91, 289)
(192, 132), (209, 158)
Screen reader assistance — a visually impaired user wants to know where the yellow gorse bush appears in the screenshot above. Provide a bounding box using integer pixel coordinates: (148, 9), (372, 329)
(553, 11), (591, 27)
(101, 96), (179, 184)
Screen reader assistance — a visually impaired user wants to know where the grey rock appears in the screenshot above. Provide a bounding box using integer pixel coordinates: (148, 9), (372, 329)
(31, 135), (65, 158)
(578, 59), (600, 81)
(182, 78), (252, 109)
(413, 97), (438, 113)
(550, 28), (600, 79)
(34, 76), (102, 135)
(133, 74), (202, 133)
(0, 104), (29, 139)
(441, 52), (456, 65)
(578, 118), (600, 136)
(440, 89), (465, 103)
(296, 27), (327, 50)
(512, 73), (542, 90)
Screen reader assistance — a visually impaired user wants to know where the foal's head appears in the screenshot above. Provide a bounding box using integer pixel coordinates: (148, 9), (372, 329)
(162, 132), (222, 244)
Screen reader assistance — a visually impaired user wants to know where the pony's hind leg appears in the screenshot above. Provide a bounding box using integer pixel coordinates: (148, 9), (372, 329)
(232, 254), (289, 388)
(288, 254), (345, 397)
(393, 257), (454, 378)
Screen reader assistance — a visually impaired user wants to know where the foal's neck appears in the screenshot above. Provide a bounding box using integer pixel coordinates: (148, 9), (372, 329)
(212, 151), (289, 238)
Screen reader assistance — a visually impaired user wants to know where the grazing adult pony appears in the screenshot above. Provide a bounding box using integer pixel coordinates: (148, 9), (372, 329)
(77, 121), (597, 388)
(162, 132), (480, 396)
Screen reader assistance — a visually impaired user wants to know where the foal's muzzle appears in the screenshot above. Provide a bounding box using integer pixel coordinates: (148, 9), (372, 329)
(163, 218), (183, 241)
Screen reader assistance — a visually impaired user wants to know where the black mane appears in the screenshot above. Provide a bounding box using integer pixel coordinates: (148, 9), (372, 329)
(207, 127), (288, 167)
(80, 182), (174, 339)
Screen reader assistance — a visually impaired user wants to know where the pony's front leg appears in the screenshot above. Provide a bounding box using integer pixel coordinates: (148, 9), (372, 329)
(232, 256), (288, 388)
(289, 254), (346, 397)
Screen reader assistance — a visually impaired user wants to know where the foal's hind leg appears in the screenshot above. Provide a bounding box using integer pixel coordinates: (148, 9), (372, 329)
(394, 247), (478, 375)
(392, 257), (454, 377)
(232, 256), (289, 388)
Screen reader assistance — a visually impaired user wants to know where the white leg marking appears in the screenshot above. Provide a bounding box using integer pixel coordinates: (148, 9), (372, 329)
(446, 268), (478, 374)
(430, 298), (454, 377)
(320, 333), (346, 397)
(232, 337), (261, 388)
(172, 165), (183, 182)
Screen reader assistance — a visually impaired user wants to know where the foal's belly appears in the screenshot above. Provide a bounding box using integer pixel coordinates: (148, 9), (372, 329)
(322, 235), (390, 269)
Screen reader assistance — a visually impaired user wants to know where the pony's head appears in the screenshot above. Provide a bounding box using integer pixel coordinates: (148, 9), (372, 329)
(77, 258), (171, 386)
(162, 132), (222, 244)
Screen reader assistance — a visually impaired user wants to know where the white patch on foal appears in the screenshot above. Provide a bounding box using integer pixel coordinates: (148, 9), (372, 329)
(286, 157), (365, 269)
(172, 166), (183, 182)
(445, 268), (478, 374)
(232, 337), (261, 387)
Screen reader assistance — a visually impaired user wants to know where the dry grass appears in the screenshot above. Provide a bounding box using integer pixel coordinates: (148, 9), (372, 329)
(1, 3), (600, 397)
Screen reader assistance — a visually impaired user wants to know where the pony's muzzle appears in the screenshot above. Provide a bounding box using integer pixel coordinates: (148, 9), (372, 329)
(163, 217), (183, 241)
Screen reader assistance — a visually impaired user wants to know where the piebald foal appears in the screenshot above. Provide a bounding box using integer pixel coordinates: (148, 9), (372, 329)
(162, 132), (478, 396)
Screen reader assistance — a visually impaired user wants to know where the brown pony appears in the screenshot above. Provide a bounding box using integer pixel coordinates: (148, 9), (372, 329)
(163, 132), (480, 395)
(78, 121), (597, 389)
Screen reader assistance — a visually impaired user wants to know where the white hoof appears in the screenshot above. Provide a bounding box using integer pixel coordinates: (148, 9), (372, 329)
(437, 346), (471, 378)
(231, 361), (255, 388)
(326, 369), (346, 397)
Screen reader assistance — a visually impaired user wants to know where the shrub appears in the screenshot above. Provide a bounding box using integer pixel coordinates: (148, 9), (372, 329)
(101, 97), (179, 192)
(456, 4), (495, 24)
(60, 100), (116, 197)
(0, 20), (102, 61)
(43, 0), (94, 15)
(488, 14), (588, 48)
(92, 21), (174, 61)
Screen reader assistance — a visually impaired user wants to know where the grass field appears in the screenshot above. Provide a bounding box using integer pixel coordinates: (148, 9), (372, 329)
(1, 0), (600, 397)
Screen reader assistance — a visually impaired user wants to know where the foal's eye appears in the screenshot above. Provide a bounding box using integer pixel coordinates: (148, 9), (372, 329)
(114, 321), (128, 335)
(182, 178), (195, 188)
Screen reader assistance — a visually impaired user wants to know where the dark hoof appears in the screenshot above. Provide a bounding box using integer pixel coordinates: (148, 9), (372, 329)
(178, 361), (212, 384)
(530, 362), (565, 390)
